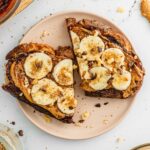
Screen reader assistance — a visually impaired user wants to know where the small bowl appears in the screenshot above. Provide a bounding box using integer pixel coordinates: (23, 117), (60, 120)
(0, 0), (21, 24)
(132, 144), (150, 150)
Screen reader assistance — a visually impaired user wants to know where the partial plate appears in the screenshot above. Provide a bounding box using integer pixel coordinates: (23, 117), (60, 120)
(19, 11), (136, 140)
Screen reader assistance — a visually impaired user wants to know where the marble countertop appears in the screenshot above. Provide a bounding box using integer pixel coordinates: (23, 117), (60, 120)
(0, 0), (150, 149)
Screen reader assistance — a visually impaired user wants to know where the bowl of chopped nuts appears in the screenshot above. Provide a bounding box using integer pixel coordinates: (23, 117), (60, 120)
(0, 0), (21, 24)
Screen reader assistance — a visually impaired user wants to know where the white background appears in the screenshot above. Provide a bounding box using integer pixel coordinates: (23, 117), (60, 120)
(0, 0), (150, 150)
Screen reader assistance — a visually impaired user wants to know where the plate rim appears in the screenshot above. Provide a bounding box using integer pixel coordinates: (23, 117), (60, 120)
(19, 10), (137, 140)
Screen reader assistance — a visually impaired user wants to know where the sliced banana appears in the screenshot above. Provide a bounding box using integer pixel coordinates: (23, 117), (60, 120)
(57, 97), (77, 115)
(53, 59), (73, 86)
(77, 58), (91, 80)
(57, 88), (77, 115)
(80, 35), (105, 62)
(89, 67), (111, 90)
(63, 87), (75, 98)
(31, 78), (63, 106)
(24, 52), (52, 79)
(101, 48), (125, 71)
(112, 70), (131, 91)
(70, 31), (80, 51)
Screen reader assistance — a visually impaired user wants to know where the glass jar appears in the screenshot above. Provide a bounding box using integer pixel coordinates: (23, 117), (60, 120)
(0, 0), (21, 24)
(0, 123), (23, 150)
(132, 144), (150, 150)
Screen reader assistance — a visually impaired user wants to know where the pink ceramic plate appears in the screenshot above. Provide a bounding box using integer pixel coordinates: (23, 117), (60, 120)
(19, 11), (136, 140)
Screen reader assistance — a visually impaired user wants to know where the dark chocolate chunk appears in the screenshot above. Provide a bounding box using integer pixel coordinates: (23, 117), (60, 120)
(18, 130), (24, 136)
(95, 103), (101, 108)
(78, 119), (84, 123)
(10, 121), (15, 125)
(104, 102), (109, 105)
(82, 51), (87, 55)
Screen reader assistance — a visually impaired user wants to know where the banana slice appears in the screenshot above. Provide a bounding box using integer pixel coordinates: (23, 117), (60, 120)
(31, 78), (63, 106)
(89, 67), (111, 90)
(70, 31), (80, 51)
(57, 97), (77, 115)
(57, 88), (77, 115)
(53, 59), (73, 86)
(65, 87), (74, 96)
(24, 52), (52, 79)
(112, 70), (131, 91)
(101, 48), (125, 71)
(77, 58), (91, 80)
(80, 35), (105, 62)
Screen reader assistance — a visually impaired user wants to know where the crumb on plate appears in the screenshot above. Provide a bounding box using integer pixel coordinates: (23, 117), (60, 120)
(116, 7), (125, 13)
(81, 111), (90, 121)
(95, 103), (101, 108)
(116, 137), (125, 143)
(74, 122), (81, 127)
(103, 119), (109, 125)
(43, 115), (52, 123)
(18, 130), (24, 137)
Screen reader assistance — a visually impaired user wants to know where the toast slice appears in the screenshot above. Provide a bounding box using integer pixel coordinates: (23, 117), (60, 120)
(2, 43), (77, 123)
(66, 18), (145, 98)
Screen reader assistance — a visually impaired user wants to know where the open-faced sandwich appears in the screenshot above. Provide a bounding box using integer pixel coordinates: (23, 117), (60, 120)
(2, 43), (77, 123)
(66, 18), (145, 98)
(2, 18), (145, 123)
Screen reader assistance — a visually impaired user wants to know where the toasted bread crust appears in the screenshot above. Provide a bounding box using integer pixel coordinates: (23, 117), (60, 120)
(2, 43), (74, 123)
(3, 81), (73, 123)
(66, 18), (145, 98)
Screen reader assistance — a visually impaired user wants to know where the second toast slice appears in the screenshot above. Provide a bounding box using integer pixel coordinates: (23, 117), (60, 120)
(66, 18), (144, 99)
(2, 43), (77, 123)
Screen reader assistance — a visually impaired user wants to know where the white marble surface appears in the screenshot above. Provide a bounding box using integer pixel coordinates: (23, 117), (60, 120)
(0, 0), (150, 149)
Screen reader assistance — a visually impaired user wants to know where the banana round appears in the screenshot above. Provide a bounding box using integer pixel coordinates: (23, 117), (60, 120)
(24, 52), (52, 79)
(112, 70), (131, 91)
(57, 88), (77, 115)
(101, 48), (125, 71)
(77, 58), (91, 80)
(89, 67), (111, 90)
(70, 31), (80, 51)
(80, 35), (105, 61)
(31, 78), (63, 106)
(53, 59), (73, 86)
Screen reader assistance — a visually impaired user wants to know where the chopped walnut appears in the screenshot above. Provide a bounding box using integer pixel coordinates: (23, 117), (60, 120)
(43, 115), (52, 123)
(81, 111), (90, 121)
(74, 122), (81, 127)
(40, 30), (50, 41)
(103, 119), (109, 125)
(24, 77), (29, 87)
(73, 64), (78, 70)
(31, 79), (38, 85)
